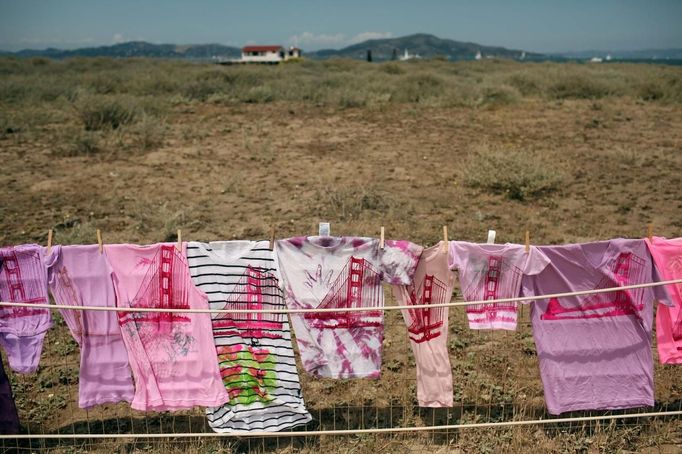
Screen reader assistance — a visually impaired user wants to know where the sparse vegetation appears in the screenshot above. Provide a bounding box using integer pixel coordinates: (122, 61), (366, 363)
(462, 146), (567, 201)
(1, 56), (681, 453)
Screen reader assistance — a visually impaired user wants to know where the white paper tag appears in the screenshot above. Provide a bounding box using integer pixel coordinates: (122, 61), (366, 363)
(487, 229), (496, 244)
(319, 222), (330, 237)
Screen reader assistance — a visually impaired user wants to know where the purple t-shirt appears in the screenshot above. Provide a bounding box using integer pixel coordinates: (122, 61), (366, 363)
(46, 245), (135, 408)
(521, 239), (672, 415)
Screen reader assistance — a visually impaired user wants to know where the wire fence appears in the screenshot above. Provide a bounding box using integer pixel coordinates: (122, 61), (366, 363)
(1, 280), (681, 453)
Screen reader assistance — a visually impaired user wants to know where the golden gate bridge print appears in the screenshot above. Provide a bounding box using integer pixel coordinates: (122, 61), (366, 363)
(405, 274), (447, 343)
(212, 266), (285, 339)
(542, 252), (646, 321)
(304, 256), (383, 329)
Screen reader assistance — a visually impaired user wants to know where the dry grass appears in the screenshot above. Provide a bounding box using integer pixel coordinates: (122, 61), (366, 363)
(1, 57), (682, 453)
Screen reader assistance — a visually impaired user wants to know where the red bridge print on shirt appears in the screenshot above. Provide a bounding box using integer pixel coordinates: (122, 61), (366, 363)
(119, 245), (191, 334)
(304, 256), (383, 329)
(464, 256), (521, 324)
(0, 249), (48, 319)
(405, 274), (447, 343)
(541, 252), (645, 321)
(212, 266), (285, 339)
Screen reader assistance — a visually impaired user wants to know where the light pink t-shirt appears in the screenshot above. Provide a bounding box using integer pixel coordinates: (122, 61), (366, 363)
(45, 245), (135, 408)
(646, 236), (682, 364)
(392, 242), (454, 407)
(105, 243), (229, 411)
(449, 242), (550, 330)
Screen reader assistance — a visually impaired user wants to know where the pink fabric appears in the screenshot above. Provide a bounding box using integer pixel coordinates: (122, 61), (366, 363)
(449, 242), (550, 330)
(105, 243), (229, 411)
(392, 242), (454, 407)
(45, 245), (135, 408)
(0, 244), (51, 373)
(646, 236), (682, 364)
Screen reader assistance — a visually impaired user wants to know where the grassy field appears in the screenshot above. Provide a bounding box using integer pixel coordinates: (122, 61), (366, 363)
(1, 57), (681, 453)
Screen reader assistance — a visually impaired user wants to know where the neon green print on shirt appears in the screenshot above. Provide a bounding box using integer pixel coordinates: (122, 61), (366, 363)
(216, 344), (277, 405)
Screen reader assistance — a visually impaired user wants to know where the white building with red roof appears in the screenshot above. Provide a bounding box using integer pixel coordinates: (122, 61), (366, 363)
(241, 45), (301, 63)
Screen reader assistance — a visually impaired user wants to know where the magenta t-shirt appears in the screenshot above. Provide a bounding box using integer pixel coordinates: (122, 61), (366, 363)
(521, 239), (672, 415)
(645, 236), (682, 364)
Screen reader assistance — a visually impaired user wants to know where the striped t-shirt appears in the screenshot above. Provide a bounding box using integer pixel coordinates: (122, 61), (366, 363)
(187, 241), (311, 432)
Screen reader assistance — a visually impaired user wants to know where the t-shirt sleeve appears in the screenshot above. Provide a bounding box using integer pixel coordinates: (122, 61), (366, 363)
(650, 252), (674, 307)
(448, 241), (461, 270)
(380, 240), (423, 285)
(523, 247), (551, 276)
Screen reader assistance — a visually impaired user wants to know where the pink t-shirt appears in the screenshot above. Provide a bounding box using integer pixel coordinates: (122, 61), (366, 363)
(105, 243), (229, 411)
(392, 242), (454, 407)
(45, 245), (135, 408)
(449, 242), (550, 330)
(646, 236), (682, 364)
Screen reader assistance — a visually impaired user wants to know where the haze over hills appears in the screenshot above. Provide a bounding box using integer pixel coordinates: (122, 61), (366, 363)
(0, 33), (679, 61)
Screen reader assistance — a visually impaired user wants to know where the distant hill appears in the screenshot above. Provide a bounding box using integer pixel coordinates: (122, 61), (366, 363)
(4, 41), (241, 59)
(3, 35), (680, 62)
(308, 33), (538, 60)
(0, 34), (535, 61)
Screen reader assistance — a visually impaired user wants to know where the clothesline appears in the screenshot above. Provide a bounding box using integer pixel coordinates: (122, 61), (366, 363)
(1, 278), (680, 315)
(2, 409), (681, 439)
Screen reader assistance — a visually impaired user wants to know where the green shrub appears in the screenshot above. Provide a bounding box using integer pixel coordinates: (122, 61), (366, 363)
(462, 146), (566, 201)
(75, 94), (138, 130)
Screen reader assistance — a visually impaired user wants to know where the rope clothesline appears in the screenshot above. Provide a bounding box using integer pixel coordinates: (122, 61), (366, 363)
(1, 410), (681, 439)
(0, 279), (680, 314)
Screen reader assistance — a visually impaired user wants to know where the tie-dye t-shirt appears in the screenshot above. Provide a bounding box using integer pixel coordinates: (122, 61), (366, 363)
(0, 244), (52, 374)
(645, 236), (682, 364)
(449, 242), (550, 330)
(187, 241), (311, 432)
(276, 236), (422, 379)
(105, 243), (229, 411)
(392, 242), (454, 407)
(520, 239), (672, 415)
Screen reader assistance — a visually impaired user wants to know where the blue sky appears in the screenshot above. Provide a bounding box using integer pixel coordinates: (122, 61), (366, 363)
(1, 0), (681, 53)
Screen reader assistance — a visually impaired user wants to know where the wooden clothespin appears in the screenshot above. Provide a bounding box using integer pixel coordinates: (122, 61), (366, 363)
(647, 223), (653, 242)
(379, 226), (385, 250)
(524, 230), (530, 253)
(96, 229), (103, 254)
(442, 225), (448, 253)
(269, 226), (276, 250)
(47, 229), (53, 255)
(176, 229), (182, 251)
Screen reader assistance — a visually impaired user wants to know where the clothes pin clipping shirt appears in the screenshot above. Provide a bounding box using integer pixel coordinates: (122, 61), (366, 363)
(47, 229), (53, 256)
(380, 226), (385, 250)
(647, 223), (653, 241)
(525, 230), (530, 253)
(269, 226), (276, 250)
(176, 229), (182, 252)
(96, 229), (103, 254)
(442, 225), (449, 253)
(487, 229), (496, 244)
(319, 222), (330, 237)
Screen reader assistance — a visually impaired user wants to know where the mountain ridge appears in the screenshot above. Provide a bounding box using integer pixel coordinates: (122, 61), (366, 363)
(1, 33), (680, 61)
(0, 34), (533, 60)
